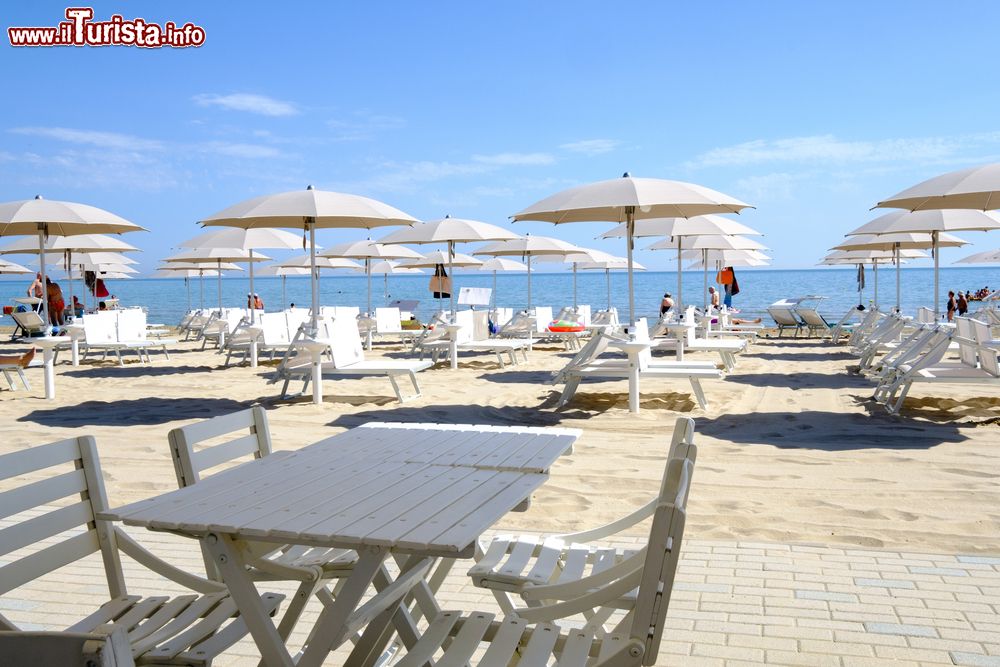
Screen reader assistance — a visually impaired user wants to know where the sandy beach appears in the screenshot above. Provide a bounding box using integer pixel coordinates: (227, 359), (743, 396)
(2, 328), (998, 556)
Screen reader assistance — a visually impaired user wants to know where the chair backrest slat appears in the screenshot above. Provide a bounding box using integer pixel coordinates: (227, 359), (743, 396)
(168, 406), (271, 488)
(330, 315), (366, 368)
(375, 307), (403, 333)
(0, 435), (124, 599)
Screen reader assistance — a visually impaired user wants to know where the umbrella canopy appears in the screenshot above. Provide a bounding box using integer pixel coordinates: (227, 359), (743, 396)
(513, 174), (752, 327)
(180, 227), (314, 323)
(875, 163), (1000, 211)
(0, 233), (139, 254)
(478, 257), (527, 309)
(369, 260), (424, 275)
(681, 248), (771, 262)
(601, 214), (762, 239)
(379, 216), (519, 317)
(164, 247), (270, 312)
(0, 258), (31, 274)
(474, 235), (583, 310)
(535, 247), (620, 308)
(832, 231), (968, 251)
(576, 257), (647, 310)
(43, 251), (139, 266)
(200, 185), (417, 344)
(278, 254), (363, 270)
(399, 250), (482, 268)
(320, 240), (423, 317)
(646, 235), (768, 252)
(0, 196), (144, 327)
(955, 249), (1000, 264)
(848, 209), (1000, 316)
(154, 263), (242, 311)
(92, 271), (132, 280)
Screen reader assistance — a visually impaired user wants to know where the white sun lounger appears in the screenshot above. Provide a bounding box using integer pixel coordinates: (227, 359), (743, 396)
(9, 309), (47, 340)
(421, 310), (529, 367)
(0, 348), (33, 391)
(271, 314), (432, 402)
(554, 323), (722, 410)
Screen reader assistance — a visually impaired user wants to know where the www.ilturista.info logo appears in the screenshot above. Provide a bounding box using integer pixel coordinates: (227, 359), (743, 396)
(8, 7), (205, 48)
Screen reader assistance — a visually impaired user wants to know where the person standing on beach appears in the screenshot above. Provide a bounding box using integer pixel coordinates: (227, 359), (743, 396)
(708, 286), (720, 309)
(946, 291), (956, 321)
(957, 290), (968, 316)
(45, 277), (65, 327)
(26, 272), (43, 309)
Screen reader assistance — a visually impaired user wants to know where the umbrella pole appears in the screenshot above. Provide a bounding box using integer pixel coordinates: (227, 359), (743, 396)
(625, 208), (636, 328)
(384, 273), (388, 306)
(702, 249), (708, 310)
(186, 277), (191, 313)
(573, 263), (578, 308)
(493, 271), (497, 311)
(873, 260), (879, 309)
(199, 270), (204, 309)
(448, 240), (455, 319)
(67, 250), (75, 320)
(527, 254), (533, 312)
(606, 268), (611, 310)
(282, 275), (286, 310)
(38, 225), (50, 328)
(932, 230), (940, 319)
(308, 219), (319, 333)
(249, 249), (256, 324)
(676, 236), (682, 315)
(217, 259), (223, 313)
(893, 242), (902, 313)
(365, 258), (373, 350)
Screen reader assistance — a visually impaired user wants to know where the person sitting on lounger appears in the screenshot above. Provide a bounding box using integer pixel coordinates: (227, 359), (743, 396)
(660, 292), (674, 315)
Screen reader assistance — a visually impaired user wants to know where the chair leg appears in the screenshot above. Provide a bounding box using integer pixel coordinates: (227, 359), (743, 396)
(559, 377), (581, 407)
(689, 378), (708, 409)
(2, 370), (14, 390)
(388, 374), (404, 403)
(408, 372), (421, 399)
(890, 381), (912, 414)
(274, 579), (324, 642)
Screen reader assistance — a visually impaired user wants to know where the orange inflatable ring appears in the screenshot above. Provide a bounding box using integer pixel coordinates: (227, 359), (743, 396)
(547, 319), (585, 333)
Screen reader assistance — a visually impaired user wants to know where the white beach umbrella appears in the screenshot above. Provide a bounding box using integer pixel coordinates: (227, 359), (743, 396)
(368, 260), (424, 307)
(2, 237), (140, 310)
(0, 196), (144, 327)
(398, 251), (482, 311)
(256, 264), (311, 310)
(955, 249), (1000, 264)
(875, 163), (1000, 211)
(378, 216), (520, 316)
(0, 258), (31, 274)
(319, 240), (423, 321)
(155, 263), (242, 311)
(576, 257), (647, 310)
(847, 209), (1000, 316)
(514, 175), (753, 327)
(822, 249), (928, 309)
(478, 257), (527, 310)
(601, 214), (762, 239)
(163, 247), (270, 312)
(200, 186), (418, 341)
(833, 232), (968, 310)
(473, 235), (583, 311)
(534, 247), (618, 309)
(180, 227), (314, 324)
(277, 254), (363, 270)
(648, 234), (769, 308)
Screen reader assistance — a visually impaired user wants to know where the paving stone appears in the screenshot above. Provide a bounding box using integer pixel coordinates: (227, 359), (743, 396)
(853, 577), (916, 589)
(951, 652), (1000, 667)
(862, 621), (938, 638)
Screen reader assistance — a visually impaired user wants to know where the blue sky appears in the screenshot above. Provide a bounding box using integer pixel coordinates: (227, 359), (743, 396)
(3, 1), (1000, 273)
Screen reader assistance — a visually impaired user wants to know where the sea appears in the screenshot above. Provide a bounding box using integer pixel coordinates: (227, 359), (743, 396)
(1, 267), (996, 327)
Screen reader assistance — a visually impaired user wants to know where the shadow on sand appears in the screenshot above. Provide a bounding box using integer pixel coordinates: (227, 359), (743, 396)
(61, 364), (217, 379)
(18, 397), (251, 427)
(696, 409), (968, 451)
(723, 371), (869, 390)
(747, 351), (855, 362)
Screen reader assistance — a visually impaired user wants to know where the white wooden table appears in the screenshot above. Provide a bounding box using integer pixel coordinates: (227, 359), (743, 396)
(339, 422), (579, 473)
(101, 426), (574, 666)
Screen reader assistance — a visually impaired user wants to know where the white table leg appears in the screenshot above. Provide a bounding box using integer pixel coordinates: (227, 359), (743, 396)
(366, 329), (373, 351)
(676, 337), (684, 361)
(249, 339), (258, 368)
(71, 338), (79, 367)
(312, 359), (323, 405)
(42, 346), (55, 400)
(202, 533), (296, 667)
(628, 357), (640, 414)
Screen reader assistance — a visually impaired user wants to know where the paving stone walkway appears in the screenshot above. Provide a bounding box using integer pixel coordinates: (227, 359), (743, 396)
(4, 524), (998, 665)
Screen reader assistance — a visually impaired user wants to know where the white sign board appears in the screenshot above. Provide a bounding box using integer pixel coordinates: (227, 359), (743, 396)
(458, 286), (492, 306)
